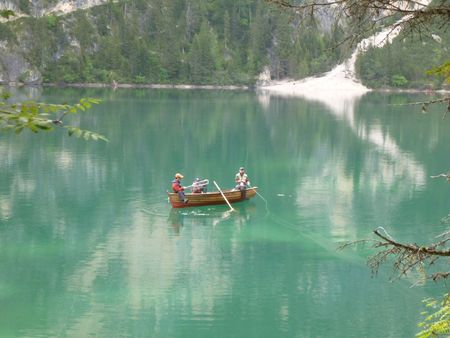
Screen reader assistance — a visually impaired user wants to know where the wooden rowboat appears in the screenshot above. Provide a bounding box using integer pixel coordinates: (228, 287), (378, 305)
(168, 187), (258, 208)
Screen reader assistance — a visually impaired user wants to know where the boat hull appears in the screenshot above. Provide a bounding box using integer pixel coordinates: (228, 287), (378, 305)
(168, 187), (258, 208)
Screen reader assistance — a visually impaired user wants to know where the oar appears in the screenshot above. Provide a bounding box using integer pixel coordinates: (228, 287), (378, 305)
(213, 180), (235, 212)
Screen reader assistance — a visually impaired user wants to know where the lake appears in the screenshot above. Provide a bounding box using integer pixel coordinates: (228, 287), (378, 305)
(1, 87), (449, 337)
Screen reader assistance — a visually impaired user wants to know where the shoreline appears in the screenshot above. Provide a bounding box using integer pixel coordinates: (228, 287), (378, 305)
(0, 81), (447, 94)
(8, 83), (254, 90)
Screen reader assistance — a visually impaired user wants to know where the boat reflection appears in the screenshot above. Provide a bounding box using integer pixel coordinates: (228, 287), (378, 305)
(168, 202), (257, 234)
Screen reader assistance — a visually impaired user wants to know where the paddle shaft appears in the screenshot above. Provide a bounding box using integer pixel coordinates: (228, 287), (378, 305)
(213, 181), (234, 211)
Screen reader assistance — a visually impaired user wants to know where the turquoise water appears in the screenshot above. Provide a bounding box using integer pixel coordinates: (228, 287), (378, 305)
(1, 88), (449, 337)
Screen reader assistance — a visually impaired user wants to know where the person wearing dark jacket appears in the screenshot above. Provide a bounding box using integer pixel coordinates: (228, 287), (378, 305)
(172, 173), (188, 203)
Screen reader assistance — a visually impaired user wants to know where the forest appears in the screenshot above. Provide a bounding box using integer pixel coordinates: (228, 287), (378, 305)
(356, 23), (450, 89)
(0, 0), (448, 89)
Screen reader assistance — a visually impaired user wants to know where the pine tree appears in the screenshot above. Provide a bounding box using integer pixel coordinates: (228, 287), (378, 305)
(188, 21), (218, 83)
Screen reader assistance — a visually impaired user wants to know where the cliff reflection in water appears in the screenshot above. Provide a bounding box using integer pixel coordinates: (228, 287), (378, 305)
(256, 90), (446, 242)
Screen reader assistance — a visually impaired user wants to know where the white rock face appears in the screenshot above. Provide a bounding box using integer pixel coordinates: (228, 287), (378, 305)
(45, 0), (110, 16)
(0, 0), (111, 18)
(256, 66), (271, 86)
(257, 0), (432, 98)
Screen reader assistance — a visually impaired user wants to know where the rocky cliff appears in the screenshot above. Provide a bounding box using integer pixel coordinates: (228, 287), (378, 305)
(0, 0), (108, 17)
(0, 41), (41, 84)
(0, 0), (109, 84)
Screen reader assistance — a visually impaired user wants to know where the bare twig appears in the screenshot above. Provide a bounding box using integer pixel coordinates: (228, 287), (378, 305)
(341, 227), (450, 283)
(373, 229), (450, 257)
(430, 173), (450, 181)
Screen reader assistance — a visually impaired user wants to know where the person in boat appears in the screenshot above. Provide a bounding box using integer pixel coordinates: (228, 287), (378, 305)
(172, 173), (188, 203)
(235, 167), (250, 191)
(191, 178), (207, 193)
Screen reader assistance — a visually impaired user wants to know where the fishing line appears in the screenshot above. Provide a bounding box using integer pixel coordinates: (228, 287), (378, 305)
(140, 193), (174, 217)
(267, 213), (303, 233)
(255, 190), (270, 215)
(140, 208), (169, 218)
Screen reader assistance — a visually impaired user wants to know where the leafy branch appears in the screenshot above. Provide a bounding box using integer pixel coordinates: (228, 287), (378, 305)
(427, 62), (450, 82)
(0, 95), (108, 141)
(417, 293), (450, 338)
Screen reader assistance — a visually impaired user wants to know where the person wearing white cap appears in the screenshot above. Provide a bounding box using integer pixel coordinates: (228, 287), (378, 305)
(191, 177), (207, 193)
(172, 173), (188, 203)
(235, 167), (250, 191)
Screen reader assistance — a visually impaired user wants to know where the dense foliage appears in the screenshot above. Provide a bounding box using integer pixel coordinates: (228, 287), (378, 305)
(5, 0), (345, 85)
(417, 294), (450, 338)
(2, 1), (449, 87)
(356, 24), (450, 89)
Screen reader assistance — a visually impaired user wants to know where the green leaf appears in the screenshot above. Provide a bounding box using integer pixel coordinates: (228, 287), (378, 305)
(29, 124), (39, 133)
(80, 99), (92, 109)
(87, 98), (101, 105)
(35, 124), (52, 130)
(75, 103), (85, 111)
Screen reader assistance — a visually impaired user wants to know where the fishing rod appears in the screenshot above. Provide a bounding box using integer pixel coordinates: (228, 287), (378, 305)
(183, 179), (210, 189)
